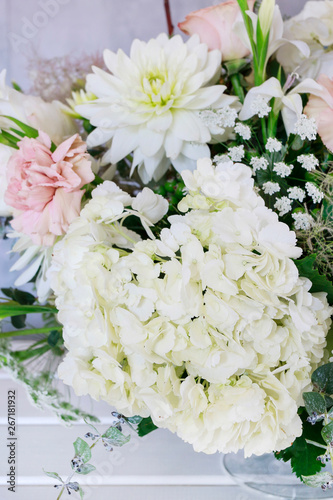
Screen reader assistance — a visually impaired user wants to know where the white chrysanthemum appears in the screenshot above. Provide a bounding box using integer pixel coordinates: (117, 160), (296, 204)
(50, 159), (332, 457)
(76, 34), (239, 183)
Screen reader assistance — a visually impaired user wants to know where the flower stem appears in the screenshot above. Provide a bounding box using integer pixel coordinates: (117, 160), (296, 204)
(164, 0), (174, 37)
(230, 74), (245, 103)
(57, 487), (65, 500)
(0, 326), (62, 338)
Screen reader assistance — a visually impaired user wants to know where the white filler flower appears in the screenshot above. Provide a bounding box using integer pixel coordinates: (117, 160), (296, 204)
(77, 34), (239, 183)
(50, 159), (332, 458)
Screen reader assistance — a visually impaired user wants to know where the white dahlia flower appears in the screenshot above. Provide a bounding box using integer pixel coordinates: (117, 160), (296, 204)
(76, 34), (240, 183)
(50, 159), (332, 457)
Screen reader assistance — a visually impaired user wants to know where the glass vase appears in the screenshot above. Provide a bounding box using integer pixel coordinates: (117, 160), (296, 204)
(222, 451), (333, 499)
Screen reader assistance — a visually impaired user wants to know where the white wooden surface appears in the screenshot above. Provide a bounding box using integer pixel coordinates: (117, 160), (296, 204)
(0, 1), (322, 498)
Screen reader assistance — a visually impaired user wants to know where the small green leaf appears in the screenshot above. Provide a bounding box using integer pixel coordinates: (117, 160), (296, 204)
(302, 471), (333, 488)
(102, 426), (130, 446)
(83, 418), (100, 436)
(43, 469), (63, 482)
(137, 417), (158, 437)
(294, 255), (333, 304)
(11, 314), (26, 329)
(312, 363), (333, 395)
(303, 392), (326, 415)
(76, 463), (96, 475)
(47, 330), (62, 347)
(322, 421), (333, 445)
(11, 81), (22, 92)
(126, 416), (143, 425)
(73, 438), (91, 463)
(79, 486), (84, 499)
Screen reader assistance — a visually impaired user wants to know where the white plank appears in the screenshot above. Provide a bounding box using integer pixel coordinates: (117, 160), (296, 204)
(0, 485), (260, 500)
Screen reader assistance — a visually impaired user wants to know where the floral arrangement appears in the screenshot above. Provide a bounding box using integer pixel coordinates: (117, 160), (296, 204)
(1, 0), (333, 496)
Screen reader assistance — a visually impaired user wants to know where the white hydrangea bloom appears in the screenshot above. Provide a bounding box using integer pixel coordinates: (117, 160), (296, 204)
(250, 156), (269, 174)
(76, 35), (240, 183)
(294, 114), (317, 141)
(273, 162), (293, 178)
(235, 123), (251, 140)
(274, 196), (293, 216)
(262, 182), (281, 195)
(305, 182), (324, 203)
(288, 187), (306, 202)
(265, 138), (283, 152)
(50, 160), (332, 458)
(228, 145), (245, 162)
(292, 212), (313, 230)
(297, 154), (319, 172)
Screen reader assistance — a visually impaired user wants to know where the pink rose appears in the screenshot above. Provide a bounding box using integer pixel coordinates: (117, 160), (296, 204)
(304, 74), (333, 152)
(5, 132), (94, 246)
(178, 0), (255, 62)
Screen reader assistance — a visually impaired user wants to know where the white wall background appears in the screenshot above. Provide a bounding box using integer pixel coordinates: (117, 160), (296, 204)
(0, 1), (323, 499)
(0, 0), (312, 90)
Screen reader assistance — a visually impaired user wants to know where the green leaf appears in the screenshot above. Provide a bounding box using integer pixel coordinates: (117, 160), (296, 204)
(1, 288), (35, 305)
(102, 426), (130, 446)
(0, 303), (56, 320)
(11, 314), (26, 329)
(312, 363), (333, 395)
(43, 469), (63, 483)
(76, 463), (96, 475)
(126, 416), (143, 425)
(1, 116), (39, 139)
(11, 81), (22, 92)
(47, 330), (62, 347)
(83, 418), (100, 436)
(294, 255), (333, 304)
(275, 411), (325, 479)
(79, 486), (84, 499)
(303, 392), (326, 415)
(137, 417), (158, 437)
(73, 438), (91, 463)
(322, 421), (333, 445)
(302, 471), (333, 488)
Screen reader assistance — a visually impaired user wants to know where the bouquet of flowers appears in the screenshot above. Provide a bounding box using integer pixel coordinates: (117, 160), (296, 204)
(1, 0), (333, 495)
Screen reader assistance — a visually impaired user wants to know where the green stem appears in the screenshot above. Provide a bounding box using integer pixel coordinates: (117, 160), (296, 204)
(57, 487), (65, 500)
(261, 118), (267, 143)
(230, 74), (245, 103)
(0, 326), (62, 339)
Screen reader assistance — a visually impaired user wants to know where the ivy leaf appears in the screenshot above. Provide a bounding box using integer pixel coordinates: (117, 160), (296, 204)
(275, 411), (325, 479)
(322, 421), (333, 445)
(302, 471), (333, 488)
(312, 363), (333, 395)
(102, 426), (130, 446)
(303, 392), (326, 415)
(75, 464), (95, 475)
(43, 469), (63, 483)
(73, 438), (91, 463)
(294, 255), (333, 304)
(137, 417), (158, 437)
